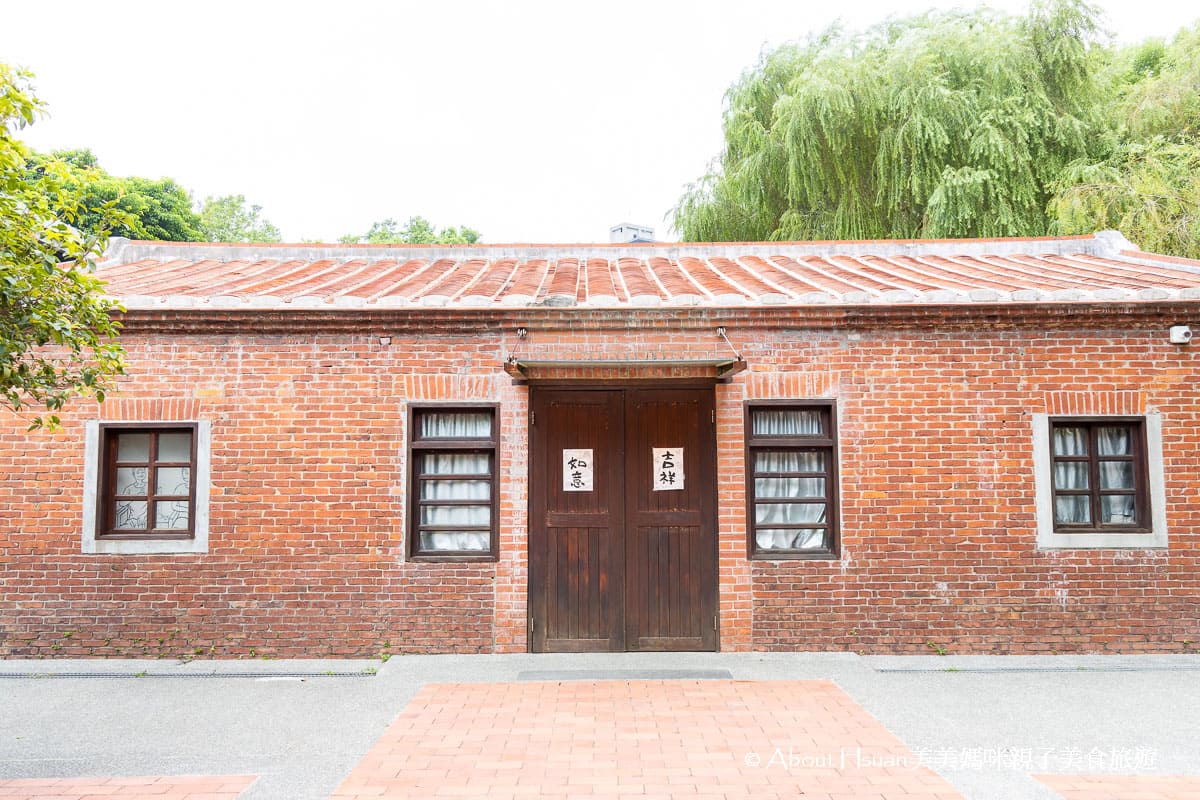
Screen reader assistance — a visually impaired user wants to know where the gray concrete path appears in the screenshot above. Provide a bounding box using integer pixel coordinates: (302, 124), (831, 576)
(2, 653), (1197, 799)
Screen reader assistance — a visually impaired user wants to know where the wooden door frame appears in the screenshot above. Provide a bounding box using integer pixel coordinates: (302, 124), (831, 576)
(527, 380), (720, 652)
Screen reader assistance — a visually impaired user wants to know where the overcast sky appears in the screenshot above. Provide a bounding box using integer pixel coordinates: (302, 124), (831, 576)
(3, 0), (1195, 243)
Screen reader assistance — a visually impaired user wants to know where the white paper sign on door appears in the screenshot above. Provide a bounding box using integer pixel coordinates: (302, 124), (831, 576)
(562, 449), (594, 491)
(652, 447), (684, 491)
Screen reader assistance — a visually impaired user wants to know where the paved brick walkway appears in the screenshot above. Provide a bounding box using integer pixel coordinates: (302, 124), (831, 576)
(332, 679), (964, 799)
(1036, 774), (1200, 799)
(0, 774), (255, 799)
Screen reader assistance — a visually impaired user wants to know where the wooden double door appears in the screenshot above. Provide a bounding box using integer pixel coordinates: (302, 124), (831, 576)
(529, 386), (718, 652)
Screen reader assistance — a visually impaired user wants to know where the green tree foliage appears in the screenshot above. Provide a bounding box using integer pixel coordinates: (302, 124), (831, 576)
(674, 0), (1113, 243)
(1051, 22), (1200, 257)
(340, 216), (481, 244)
(198, 194), (282, 242)
(0, 65), (124, 428)
(84, 174), (203, 242)
(28, 152), (290, 245)
(27, 148), (204, 242)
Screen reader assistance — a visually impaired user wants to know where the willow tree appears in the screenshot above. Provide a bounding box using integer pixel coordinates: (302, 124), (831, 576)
(1051, 22), (1200, 258)
(674, 0), (1105, 242)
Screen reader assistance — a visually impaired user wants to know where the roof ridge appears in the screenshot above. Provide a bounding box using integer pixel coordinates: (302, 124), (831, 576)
(99, 232), (1122, 266)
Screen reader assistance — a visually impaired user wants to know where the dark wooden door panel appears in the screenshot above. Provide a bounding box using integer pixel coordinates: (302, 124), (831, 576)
(529, 386), (716, 653)
(542, 526), (613, 651)
(529, 390), (624, 652)
(623, 389), (718, 652)
(627, 525), (709, 650)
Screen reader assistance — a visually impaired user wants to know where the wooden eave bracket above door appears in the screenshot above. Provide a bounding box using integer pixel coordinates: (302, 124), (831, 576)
(504, 326), (748, 384)
(503, 356), (747, 384)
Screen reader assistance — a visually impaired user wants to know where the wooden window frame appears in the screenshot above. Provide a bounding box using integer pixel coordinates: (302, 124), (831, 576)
(1049, 417), (1151, 534)
(407, 403), (500, 561)
(96, 422), (199, 540)
(745, 400), (839, 560)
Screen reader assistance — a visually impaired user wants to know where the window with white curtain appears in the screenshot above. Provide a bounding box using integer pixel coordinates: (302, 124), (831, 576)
(408, 405), (499, 559)
(746, 401), (839, 558)
(1050, 418), (1149, 532)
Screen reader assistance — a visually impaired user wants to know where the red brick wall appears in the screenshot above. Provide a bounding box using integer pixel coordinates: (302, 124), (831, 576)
(1, 305), (1197, 656)
(734, 327), (1199, 654)
(0, 330), (506, 658)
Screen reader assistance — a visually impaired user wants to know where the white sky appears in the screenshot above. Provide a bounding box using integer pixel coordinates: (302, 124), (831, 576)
(2, 0), (1194, 243)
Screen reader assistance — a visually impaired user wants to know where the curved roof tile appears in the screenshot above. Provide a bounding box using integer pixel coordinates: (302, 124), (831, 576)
(545, 258), (580, 301)
(584, 257), (621, 303)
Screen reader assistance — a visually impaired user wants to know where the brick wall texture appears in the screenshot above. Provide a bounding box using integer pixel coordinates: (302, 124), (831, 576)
(1, 304), (1197, 657)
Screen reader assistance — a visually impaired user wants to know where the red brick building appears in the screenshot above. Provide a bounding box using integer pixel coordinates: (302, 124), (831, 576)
(2, 231), (1198, 657)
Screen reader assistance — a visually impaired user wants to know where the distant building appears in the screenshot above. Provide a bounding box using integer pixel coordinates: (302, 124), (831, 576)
(610, 222), (655, 243)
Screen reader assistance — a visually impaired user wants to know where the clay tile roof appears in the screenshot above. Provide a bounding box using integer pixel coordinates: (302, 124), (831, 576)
(98, 232), (1200, 312)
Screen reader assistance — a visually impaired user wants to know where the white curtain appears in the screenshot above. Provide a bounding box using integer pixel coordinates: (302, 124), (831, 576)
(420, 505), (490, 527)
(1057, 495), (1136, 525)
(1053, 427), (1087, 456)
(423, 453), (489, 475)
(1097, 427), (1130, 455)
(421, 531), (489, 551)
(752, 409), (822, 436)
(1054, 495), (1090, 524)
(755, 451), (825, 473)
(420, 412), (491, 439)
(1099, 461), (1132, 490)
(421, 479), (490, 500)
(755, 477), (824, 498)
(756, 529), (825, 550)
(1053, 462), (1088, 490)
(755, 503), (826, 525)
(1053, 425), (1135, 525)
(753, 439), (828, 550)
(1101, 495), (1136, 524)
(755, 504), (827, 549)
(418, 439), (491, 550)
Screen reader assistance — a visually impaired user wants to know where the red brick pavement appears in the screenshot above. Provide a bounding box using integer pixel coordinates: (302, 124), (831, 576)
(0, 774), (255, 799)
(332, 679), (964, 799)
